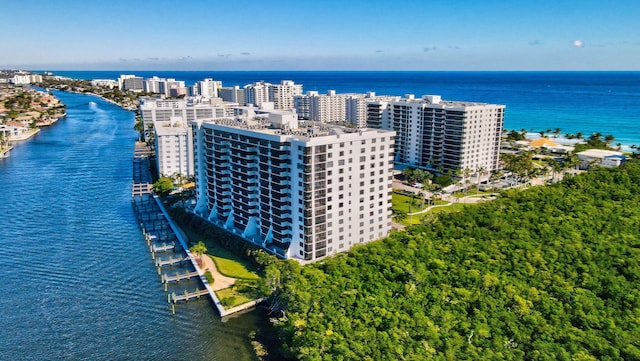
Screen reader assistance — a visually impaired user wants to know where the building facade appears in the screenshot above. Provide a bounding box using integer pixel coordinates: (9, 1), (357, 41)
(270, 80), (303, 110)
(191, 113), (395, 261)
(244, 81), (272, 107)
(367, 94), (504, 174)
(295, 90), (399, 128)
(140, 97), (230, 139)
(220, 86), (246, 105)
(154, 117), (194, 177)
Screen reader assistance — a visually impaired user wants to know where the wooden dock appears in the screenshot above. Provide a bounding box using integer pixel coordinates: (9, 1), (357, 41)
(132, 183), (152, 196)
(155, 255), (189, 267)
(170, 289), (210, 303)
(151, 242), (175, 253)
(162, 271), (199, 283)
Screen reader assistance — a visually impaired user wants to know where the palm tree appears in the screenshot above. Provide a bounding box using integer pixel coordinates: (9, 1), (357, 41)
(190, 240), (208, 267)
(546, 159), (563, 182)
(463, 168), (472, 194)
(392, 209), (408, 223)
(562, 153), (581, 173)
(402, 167), (414, 183)
(421, 182), (432, 205)
(604, 134), (615, 144)
(477, 166), (488, 189)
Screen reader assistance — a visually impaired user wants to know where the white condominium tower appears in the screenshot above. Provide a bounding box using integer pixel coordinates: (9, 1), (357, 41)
(367, 95), (504, 173)
(194, 78), (222, 98)
(154, 117), (194, 177)
(191, 111), (395, 262)
(270, 80), (303, 110)
(295, 90), (400, 128)
(140, 97), (231, 137)
(244, 81), (272, 107)
(243, 80), (303, 110)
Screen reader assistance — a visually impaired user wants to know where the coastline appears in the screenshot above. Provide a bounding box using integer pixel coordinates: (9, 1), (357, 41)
(0, 85), (67, 159)
(39, 70), (640, 146)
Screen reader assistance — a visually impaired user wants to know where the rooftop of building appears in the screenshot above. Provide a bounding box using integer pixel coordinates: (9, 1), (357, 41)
(154, 119), (188, 136)
(577, 149), (624, 158)
(394, 94), (504, 108)
(199, 115), (388, 141)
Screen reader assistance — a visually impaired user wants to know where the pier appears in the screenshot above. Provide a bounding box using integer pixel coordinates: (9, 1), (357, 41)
(155, 255), (189, 267)
(162, 271), (199, 283)
(170, 288), (210, 303)
(131, 140), (260, 317)
(151, 242), (176, 253)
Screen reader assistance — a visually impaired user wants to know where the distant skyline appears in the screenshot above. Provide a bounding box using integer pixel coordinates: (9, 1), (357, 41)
(2, 0), (640, 71)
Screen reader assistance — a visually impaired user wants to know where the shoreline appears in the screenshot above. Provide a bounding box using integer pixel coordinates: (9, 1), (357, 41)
(1, 86), (67, 159)
(504, 129), (637, 151)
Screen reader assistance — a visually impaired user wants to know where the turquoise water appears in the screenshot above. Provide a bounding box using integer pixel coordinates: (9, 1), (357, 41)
(48, 70), (640, 146)
(0, 90), (260, 360)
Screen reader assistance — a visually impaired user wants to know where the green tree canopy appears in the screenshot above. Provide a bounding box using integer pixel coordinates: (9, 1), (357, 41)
(153, 177), (173, 196)
(264, 160), (640, 360)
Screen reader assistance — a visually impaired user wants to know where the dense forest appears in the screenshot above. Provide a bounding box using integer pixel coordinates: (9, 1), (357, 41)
(262, 161), (640, 360)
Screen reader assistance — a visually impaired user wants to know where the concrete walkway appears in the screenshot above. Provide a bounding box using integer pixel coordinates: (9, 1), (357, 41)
(407, 193), (498, 216)
(200, 254), (237, 291)
(168, 215), (238, 291)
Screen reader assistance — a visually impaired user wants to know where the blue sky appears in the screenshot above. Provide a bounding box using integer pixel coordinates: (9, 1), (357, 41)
(2, 0), (639, 70)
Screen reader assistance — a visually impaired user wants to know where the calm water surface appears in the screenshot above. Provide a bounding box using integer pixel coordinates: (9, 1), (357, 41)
(0, 90), (260, 361)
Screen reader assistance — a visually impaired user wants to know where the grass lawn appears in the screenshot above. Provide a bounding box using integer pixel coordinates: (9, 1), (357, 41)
(174, 216), (261, 281)
(207, 253), (260, 280)
(392, 192), (427, 213)
(215, 286), (254, 308)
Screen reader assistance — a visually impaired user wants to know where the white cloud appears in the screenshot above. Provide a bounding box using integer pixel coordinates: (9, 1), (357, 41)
(572, 40), (584, 48)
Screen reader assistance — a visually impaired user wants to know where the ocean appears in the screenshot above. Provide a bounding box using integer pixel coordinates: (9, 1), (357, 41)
(47, 70), (640, 147)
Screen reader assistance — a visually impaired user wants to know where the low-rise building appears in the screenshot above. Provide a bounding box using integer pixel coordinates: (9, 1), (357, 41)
(577, 149), (626, 169)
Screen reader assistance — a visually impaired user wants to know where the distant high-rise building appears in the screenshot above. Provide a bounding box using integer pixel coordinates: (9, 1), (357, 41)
(270, 80), (303, 110)
(195, 78), (222, 98)
(244, 81), (272, 107)
(367, 94), (505, 173)
(118, 74), (144, 91)
(220, 86), (246, 105)
(191, 112), (395, 261)
(294, 90), (397, 127)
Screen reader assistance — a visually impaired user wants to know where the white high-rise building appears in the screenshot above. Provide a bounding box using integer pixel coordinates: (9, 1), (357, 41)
(367, 94), (505, 173)
(293, 91), (317, 120)
(139, 97), (230, 140)
(118, 74), (144, 91)
(308, 90), (349, 123)
(294, 90), (396, 126)
(195, 78), (222, 98)
(220, 86), (245, 105)
(345, 92), (401, 128)
(191, 112), (395, 262)
(244, 81), (272, 107)
(118, 74), (137, 90)
(154, 117), (194, 177)
(270, 80), (303, 110)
